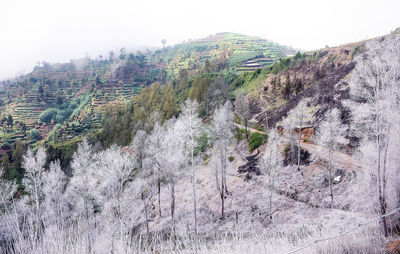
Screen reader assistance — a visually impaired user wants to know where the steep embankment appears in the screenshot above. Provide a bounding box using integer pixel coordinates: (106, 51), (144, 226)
(245, 41), (369, 132)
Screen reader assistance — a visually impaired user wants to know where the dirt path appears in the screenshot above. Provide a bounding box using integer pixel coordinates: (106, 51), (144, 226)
(235, 123), (365, 171)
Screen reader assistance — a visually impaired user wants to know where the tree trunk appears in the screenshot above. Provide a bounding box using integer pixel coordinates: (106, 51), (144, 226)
(189, 135), (198, 254)
(142, 193), (149, 235)
(191, 166), (198, 253)
(297, 127), (301, 170)
(380, 196), (388, 237)
(269, 187), (272, 223)
(220, 148), (226, 220)
(245, 119), (249, 141)
(170, 182), (176, 237)
(158, 179), (161, 217)
(376, 120), (388, 237)
(328, 150), (333, 206)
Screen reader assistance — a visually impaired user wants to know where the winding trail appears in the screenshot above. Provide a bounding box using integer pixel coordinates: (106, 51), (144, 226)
(235, 123), (365, 171)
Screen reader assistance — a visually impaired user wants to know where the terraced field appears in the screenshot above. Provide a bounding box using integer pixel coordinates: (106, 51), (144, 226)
(0, 56), (154, 151)
(151, 33), (297, 75)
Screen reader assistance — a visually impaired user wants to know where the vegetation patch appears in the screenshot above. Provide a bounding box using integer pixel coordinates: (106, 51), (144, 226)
(249, 132), (268, 152)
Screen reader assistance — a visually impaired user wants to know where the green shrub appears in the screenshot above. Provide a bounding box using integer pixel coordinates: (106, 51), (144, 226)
(39, 108), (57, 123)
(194, 133), (209, 156)
(228, 156), (234, 162)
(29, 129), (40, 141)
(270, 57), (292, 74)
(249, 132), (268, 152)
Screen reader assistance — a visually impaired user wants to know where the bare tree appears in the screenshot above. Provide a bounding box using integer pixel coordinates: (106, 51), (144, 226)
(162, 119), (187, 237)
(234, 91), (251, 140)
(65, 138), (97, 253)
(316, 108), (349, 206)
(131, 130), (153, 235)
(131, 129), (147, 170)
(42, 160), (67, 232)
(0, 168), (16, 207)
(349, 34), (400, 237)
(259, 130), (283, 223)
(175, 100), (203, 246)
(283, 100), (314, 169)
(145, 123), (165, 217)
(138, 157), (157, 235)
(93, 145), (135, 250)
(210, 101), (235, 220)
(22, 147), (47, 243)
(205, 76), (228, 114)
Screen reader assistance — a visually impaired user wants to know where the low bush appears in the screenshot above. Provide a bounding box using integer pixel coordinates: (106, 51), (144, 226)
(249, 132), (268, 152)
(194, 133), (209, 156)
(29, 129), (40, 141)
(39, 93), (92, 124)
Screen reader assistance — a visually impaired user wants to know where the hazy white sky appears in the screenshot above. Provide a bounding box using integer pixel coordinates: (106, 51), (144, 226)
(0, 0), (399, 79)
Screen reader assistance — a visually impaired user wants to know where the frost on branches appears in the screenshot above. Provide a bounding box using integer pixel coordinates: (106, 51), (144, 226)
(349, 34), (400, 236)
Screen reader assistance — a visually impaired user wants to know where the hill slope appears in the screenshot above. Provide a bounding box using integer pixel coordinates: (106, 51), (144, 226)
(0, 33), (295, 150)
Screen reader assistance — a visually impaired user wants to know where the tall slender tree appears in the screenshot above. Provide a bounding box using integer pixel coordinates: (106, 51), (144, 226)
(234, 91), (251, 140)
(259, 130), (283, 223)
(283, 100), (314, 169)
(175, 100), (203, 247)
(210, 101), (235, 220)
(162, 118), (187, 237)
(316, 108), (349, 206)
(145, 123), (165, 217)
(22, 147), (47, 243)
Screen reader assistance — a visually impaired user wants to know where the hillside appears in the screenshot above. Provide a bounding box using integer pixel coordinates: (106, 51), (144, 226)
(0, 33), (295, 170)
(1, 30), (400, 254)
(150, 32), (296, 74)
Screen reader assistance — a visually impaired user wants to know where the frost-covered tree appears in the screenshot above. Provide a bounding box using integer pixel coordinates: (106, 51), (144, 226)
(138, 157), (157, 235)
(0, 168), (16, 207)
(175, 100), (203, 239)
(259, 130), (283, 223)
(22, 146), (47, 242)
(162, 119), (187, 235)
(0, 168), (16, 247)
(145, 122), (165, 217)
(93, 145), (135, 249)
(130, 129), (147, 170)
(42, 160), (67, 231)
(205, 76), (228, 114)
(283, 100), (314, 169)
(65, 138), (97, 253)
(349, 34), (400, 236)
(234, 91), (250, 140)
(131, 129), (154, 235)
(210, 101), (235, 220)
(316, 108), (349, 206)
